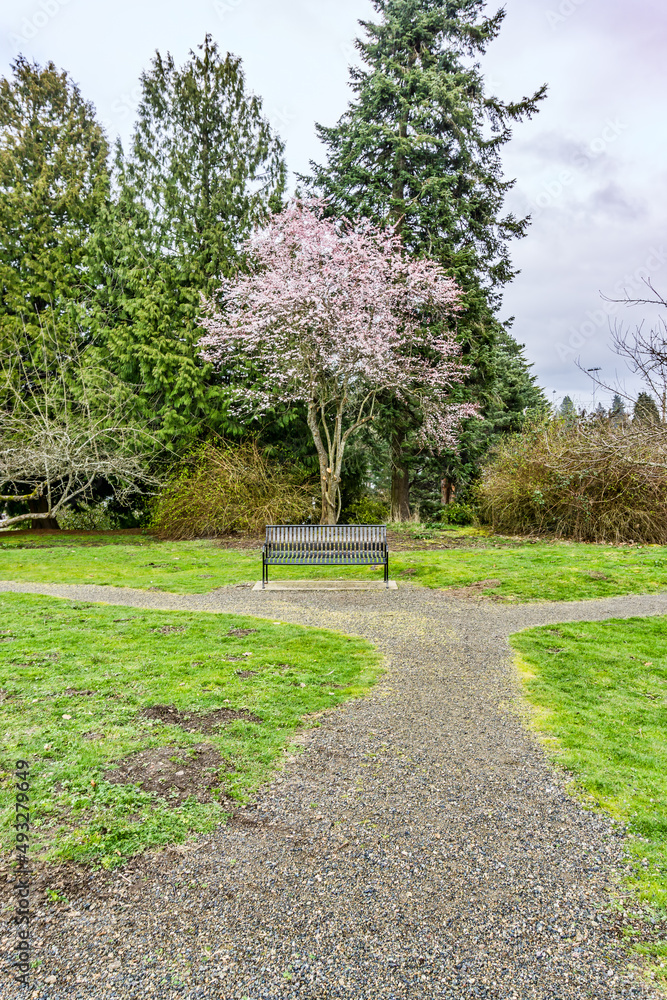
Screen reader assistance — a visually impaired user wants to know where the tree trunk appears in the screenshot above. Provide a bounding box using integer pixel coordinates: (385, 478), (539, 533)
(27, 496), (60, 530)
(391, 430), (410, 522)
(322, 496), (337, 525)
(307, 402), (340, 525)
(441, 478), (456, 505)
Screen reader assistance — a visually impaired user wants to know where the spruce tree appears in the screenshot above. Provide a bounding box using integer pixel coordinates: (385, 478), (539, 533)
(308, 0), (544, 293)
(305, 0), (546, 517)
(93, 35), (287, 445)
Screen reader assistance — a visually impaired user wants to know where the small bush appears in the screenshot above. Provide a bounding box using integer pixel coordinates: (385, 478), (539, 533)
(56, 499), (150, 531)
(151, 441), (315, 539)
(57, 502), (116, 531)
(344, 495), (390, 524)
(439, 501), (477, 526)
(479, 416), (667, 543)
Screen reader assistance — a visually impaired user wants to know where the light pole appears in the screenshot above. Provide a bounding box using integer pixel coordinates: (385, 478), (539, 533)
(587, 367), (601, 411)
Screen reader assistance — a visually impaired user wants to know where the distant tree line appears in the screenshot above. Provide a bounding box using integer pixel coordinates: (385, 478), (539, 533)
(559, 392), (662, 424)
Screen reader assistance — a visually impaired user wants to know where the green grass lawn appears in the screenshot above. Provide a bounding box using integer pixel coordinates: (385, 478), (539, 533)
(2, 529), (667, 602)
(0, 592), (380, 867)
(511, 617), (667, 969)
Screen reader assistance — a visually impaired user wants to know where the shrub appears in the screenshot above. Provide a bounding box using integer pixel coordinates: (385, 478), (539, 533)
(57, 502), (116, 531)
(439, 501), (477, 526)
(479, 416), (667, 543)
(151, 441), (315, 539)
(55, 498), (151, 531)
(344, 495), (390, 524)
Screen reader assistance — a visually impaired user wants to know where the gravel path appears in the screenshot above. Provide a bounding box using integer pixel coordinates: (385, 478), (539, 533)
(3, 580), (667, 1000)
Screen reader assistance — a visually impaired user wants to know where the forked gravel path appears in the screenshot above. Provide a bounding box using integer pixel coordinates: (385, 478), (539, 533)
(3, 580), (667, 1000)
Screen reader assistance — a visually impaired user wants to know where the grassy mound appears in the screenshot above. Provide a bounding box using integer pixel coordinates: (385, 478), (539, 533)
(511, 617), (667, 971)
(0, 593), (380, 866)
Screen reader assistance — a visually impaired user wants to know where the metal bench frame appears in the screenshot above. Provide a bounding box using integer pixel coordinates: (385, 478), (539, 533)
(262, 524), (389, 589)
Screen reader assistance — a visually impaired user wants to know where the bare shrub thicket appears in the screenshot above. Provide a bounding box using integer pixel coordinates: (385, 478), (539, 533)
(151, 441), (315, 539)
(479, 416), (667, 543)
(0, 327), (161, 530)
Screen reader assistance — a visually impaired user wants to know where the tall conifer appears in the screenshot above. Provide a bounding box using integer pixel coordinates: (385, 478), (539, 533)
(93, 35), (287, 444)
(0, 57), (109, 350)
(306, 0), (546, 516)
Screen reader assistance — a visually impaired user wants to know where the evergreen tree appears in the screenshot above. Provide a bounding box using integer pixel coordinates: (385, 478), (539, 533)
(308, 0), (544, 294)
(304, 0), (546, 516)
(611, 393), (626, 418)
(0, 57), (109, 350)
(397, 328), (546, 517)
(633, 391), (660, 425)
(609, 393), (626, 426)
(92, 35), (287, 445)
(560, 395), (575, 416)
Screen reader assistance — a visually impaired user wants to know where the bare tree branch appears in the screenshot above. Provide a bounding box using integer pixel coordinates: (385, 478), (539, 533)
(582, 279), (667, 420)
(0, 324), (166, 531)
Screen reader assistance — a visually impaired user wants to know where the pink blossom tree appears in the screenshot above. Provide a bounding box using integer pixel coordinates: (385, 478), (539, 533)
(199, 202), (477, 524)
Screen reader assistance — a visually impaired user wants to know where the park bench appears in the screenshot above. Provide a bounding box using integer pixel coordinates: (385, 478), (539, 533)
(262, 524), (389, 588)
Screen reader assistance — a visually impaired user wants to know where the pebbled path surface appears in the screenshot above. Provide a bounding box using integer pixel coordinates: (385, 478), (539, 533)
(2, 580), (667, 1000)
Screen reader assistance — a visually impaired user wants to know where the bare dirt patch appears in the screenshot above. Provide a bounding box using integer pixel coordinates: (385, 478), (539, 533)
(235, 670), (258, 679)
(0, 855), (116, 910)
(442, 578), (503, 600)
(143, 562), (186, 571)
(214, 534), (263, 550)
(104, 744), (230, 805)
(140, 703), (262, 732)
(227, 627), (259, 637)
(386, 530), (494, 551)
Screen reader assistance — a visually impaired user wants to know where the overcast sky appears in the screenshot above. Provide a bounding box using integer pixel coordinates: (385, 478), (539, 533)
(2, 0), (665, 410)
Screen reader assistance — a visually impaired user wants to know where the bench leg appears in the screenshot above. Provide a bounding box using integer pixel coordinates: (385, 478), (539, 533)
(385, 556), (389, 589)
(262, 561), (267, 589)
